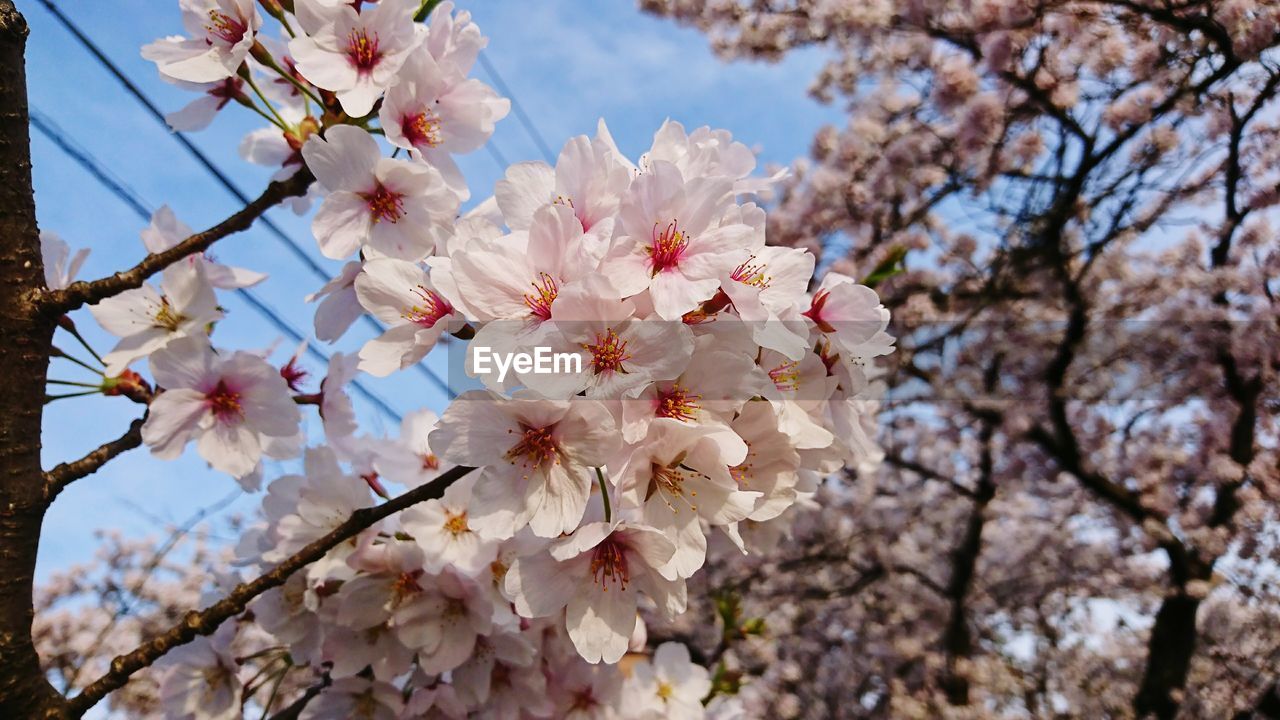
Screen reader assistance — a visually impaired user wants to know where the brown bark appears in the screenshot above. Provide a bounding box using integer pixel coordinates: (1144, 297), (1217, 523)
(0, 1), (68, 717)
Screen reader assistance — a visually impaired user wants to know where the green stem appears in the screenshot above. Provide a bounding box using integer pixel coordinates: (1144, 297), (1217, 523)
(414, 0), (444, 22)
(596, 467), (611, 523)
(257, 666), (288, 720)
(61, 321), (107, 367)
(244, 74), (289, 131)
(44, 390), (100, 403)
(46, 379), (102, 389)
(258, 53), (325, 108)
(50, 345), (104, 375)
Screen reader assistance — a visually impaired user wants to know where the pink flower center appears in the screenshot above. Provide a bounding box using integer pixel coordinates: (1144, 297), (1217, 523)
(769, 360), (801, 392)
(504, 424), (560, 470)
(655, 383), (700, 422)
(205, 10), (247, 45)
(730, 446), (757, 487)
(443, 510), (469, 536)
(361, 183), (405, 223)
(346, 29), (381, 73)
(582, 328), (630, 374)
(205, 379), (243, 422)
(731, 255), (771, 288)
(401, 285), (453, 328)
(391, 570), (423, 606)
(420, 452), (440, 470)
(649, 463), (700, 515)
(647, 220), (689, 275)
(208, 78), (243, 108)
(523, 272), (558, 322)
(590, 539), (630, 592)
(402, 110), (443, 148)
(152, 297), (185, 332)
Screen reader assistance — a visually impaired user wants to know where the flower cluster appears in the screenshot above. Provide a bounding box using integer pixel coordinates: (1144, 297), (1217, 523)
(50, 0), (898, 716)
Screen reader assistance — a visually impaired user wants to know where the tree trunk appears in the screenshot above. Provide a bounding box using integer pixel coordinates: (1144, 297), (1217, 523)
(0, 1), (67, 717)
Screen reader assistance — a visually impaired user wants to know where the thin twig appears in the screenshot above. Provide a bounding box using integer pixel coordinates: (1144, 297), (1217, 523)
(42, 169), (313, 313)
(42, 417), (146, 502)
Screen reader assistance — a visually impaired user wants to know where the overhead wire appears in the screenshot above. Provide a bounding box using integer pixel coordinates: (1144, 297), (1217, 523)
(476, 52), (557, 164)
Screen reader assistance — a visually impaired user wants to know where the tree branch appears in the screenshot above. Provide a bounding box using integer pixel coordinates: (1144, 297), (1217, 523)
(65, 464), (475, 718)
(40, 167), (313, 314)
(940, 357), (1000, 706)
(42, 416), (145, 503)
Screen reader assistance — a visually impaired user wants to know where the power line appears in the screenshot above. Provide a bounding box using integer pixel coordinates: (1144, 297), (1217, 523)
(34, 0), (455, 400)
(477, 52), (557, 164)
(30, 107), (405, 424)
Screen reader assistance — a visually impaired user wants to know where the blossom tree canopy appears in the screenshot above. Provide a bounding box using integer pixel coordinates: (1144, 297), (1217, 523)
(635, 1), (1280, 718)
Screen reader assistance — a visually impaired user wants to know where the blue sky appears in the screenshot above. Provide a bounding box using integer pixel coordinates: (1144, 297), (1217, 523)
(27, 0), (842, 578)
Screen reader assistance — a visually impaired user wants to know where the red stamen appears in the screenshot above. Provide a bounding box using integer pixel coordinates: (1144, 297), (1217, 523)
(582, 328), (630, 374)
(205, 10), (247, 45)
(769, 360), (801, 392)
(589, 538), (630, 592)
(730, 255), (771, 287)
(523, 272), (558, 322)
(647, 220), (690, 275)
(346, 29), (381, 72)
(504, 424), (560, 470)
(401, 285), (453, 328)
(206, 379), (243, 422)
(655, 383), (701, 422)
(360, 183), (405, 224)
(402, 110), (443, 148)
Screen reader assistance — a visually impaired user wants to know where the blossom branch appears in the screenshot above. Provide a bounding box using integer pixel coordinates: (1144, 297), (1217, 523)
(41, 168), (313, 314)
(42, 415), (146, 503)
(65, 464), (475, 718)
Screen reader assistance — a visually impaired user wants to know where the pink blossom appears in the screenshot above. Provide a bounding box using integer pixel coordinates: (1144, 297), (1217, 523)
(301, 125), (457, 260)
(141, 337), (301, 479)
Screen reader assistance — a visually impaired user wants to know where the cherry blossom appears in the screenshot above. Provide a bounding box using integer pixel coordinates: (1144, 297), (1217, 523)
(89, 263), (221, 375)
(162, 77), (247, 132)
(621, 642), (713, 720)
(505, 521), (686, 664)
(141, 205), (266, 289)
(494, 124), (634, 251)
(429, 392), (621, 539)
(352, 257), (459, 376)
(380, 45), (510, 199)
(25, 2), (918, 716)
(615, 419), (759, 578)
(372, 408), (448, 489)
(141, 336), (301, 480)
(400, 477), (497, 577)
(302, 125), (456, 260)
(40, 231), (88, 291)
(603, 160), (757, 320)
(306, 260), (364, 342)
(289, 0), (422, 117)
(142, 0), (261, 83)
